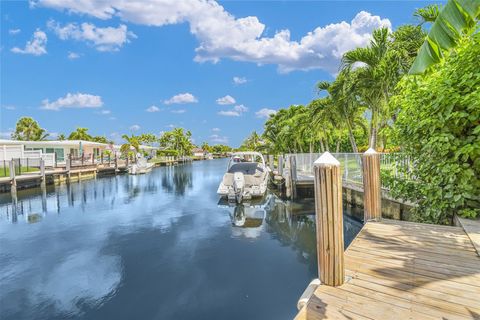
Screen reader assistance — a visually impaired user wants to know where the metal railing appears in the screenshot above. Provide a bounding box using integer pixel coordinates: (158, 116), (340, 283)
(286, 152), (414, 187)
(0, 158), (42, 177)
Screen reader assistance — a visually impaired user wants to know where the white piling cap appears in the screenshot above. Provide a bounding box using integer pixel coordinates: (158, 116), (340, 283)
(314, 151), (340, 166)
(364, 148), (377, 154)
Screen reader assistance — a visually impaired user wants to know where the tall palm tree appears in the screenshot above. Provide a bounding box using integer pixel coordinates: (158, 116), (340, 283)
(12, 117), (49, 141)
(342, 27), (397, 149)
(121, 134), (140, 157)
(68, 127), (93, 141)
(414, 4), (441, 25)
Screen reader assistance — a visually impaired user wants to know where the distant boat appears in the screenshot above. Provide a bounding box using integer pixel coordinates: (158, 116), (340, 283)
(129, 156), (154, 175)
(217, 151), (269, 203)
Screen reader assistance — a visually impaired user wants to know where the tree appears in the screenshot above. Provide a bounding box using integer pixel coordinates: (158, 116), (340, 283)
(12, 117), (48, 141)
(138, 133), (157, 146)
(68, 127), (93, 141)
(121, 134), (140, 156)
(57, 134), (66, 140)
(410, 0), (480, 74)
(159, 128), (194, 156)
(92, 136), (108, 144)
(393, 33), (480, 223)
(342, 27), (399, 149)
(201, 142), (212, 153)
(413, 4), (441, 25)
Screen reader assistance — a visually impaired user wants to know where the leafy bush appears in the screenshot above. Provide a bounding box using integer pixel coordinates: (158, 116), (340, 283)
(157, 149), (179, 157)
(392, 34), (480, 223)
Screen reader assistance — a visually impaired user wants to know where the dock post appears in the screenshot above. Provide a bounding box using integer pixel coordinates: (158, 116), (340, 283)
(289, 155), (297, 199)
(278, 155), (284, 176)
(362, 148), (381, 221)
(269, 155), (274, 172)
(66, 154), (71, 182)
(114, 155), (118, 172)
(40, 159), (46, 188)
(313, 152), (344, 286)
(9, 160), (17, 196)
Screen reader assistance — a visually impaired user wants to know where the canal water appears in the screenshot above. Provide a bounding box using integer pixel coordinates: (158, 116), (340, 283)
(0, 159), (362, 320)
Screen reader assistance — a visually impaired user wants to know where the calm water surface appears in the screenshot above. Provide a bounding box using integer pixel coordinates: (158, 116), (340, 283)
(0, 159), (362, 320)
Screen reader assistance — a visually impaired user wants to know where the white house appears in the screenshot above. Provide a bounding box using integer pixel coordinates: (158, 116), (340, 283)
(0, 139), (109, 165)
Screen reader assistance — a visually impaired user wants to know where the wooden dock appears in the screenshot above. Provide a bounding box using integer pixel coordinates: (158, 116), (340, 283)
(295, 219), (480, 320)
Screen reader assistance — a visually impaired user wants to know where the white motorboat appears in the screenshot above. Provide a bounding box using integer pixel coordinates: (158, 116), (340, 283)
(217, 152), (269, 203)
(129, 156), (154, 175)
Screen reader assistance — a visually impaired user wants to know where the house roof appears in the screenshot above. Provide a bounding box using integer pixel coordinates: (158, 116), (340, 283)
(0, 139), (108, 147)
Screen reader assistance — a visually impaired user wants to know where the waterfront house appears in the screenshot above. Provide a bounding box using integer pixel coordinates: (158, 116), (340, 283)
(192, 148), (205, 158)
(0, 139), (109, 165)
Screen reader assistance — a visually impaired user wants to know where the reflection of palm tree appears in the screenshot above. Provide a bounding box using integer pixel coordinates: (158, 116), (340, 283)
(161, 165), (193, 195)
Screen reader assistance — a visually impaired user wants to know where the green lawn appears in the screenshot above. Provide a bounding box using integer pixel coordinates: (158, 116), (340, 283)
(0, 167), (40, 178)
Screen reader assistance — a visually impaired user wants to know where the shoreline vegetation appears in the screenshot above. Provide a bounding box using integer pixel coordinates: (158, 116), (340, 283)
(239, 3), (479, 224)
(7, 118), (234, 160)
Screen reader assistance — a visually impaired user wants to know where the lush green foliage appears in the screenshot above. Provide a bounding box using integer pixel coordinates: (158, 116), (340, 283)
(12, 117), (48, 141)
(410, 0), (480, 74)
(159, 128), (194, 156)
(67, 127), (109, 143)
(392, 34), (480, 222)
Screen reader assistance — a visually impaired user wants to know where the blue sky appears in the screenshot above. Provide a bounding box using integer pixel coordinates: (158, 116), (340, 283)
(1, 0), (436, 147)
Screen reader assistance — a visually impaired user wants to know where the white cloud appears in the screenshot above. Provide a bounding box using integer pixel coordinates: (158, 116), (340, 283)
(212, 128), (221, 132)
(210, 134), (228, 144)
(164, 93), (198, 105)
(233, 76), (247, 85)
(216, 95), (236, 105)
(233, 104), (248, 113)
(11, 29), (47, 56)
(255, 108), (277, 118)
(41, 93), (103, 111)
(34, 0), (391, 73)
(48, 20), (136, 52)
(99, 109), (111, 115)
(9, 28), (21, 35)
(3, 105), (16, 110)
(218, 104), (247, 117)
(0, 131), (12, 138)
(129, 124), (140, 131)
(68, 51), (80, 59)
(218, 110), (240, 117)
(146, 105), (160, 112)
(171, 109), (186, 114)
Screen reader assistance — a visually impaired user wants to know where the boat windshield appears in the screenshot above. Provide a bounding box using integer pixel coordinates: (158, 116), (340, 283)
(227, 153), (265, 171)
(227, 162), (264, 174)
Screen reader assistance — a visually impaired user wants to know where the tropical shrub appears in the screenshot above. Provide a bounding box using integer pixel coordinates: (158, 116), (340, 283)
(392, 34), (480, 223)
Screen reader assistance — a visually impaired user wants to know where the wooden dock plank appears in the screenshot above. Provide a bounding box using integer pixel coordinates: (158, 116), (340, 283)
(297, 219), (480, 319)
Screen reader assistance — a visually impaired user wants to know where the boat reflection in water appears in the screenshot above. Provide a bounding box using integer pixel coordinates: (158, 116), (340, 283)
(218, 194), (275, 238)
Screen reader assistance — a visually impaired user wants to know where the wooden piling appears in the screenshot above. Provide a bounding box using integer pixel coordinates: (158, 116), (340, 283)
(66, 155), (71, 181)
(268, 155), (274, 172)
(362, 148), (381, 221)
(9, 160), (17, 195)
(40, 159), (46, 188)
(289, 155), (297, 199)
(278, 155), (284, 176)
(313, 152), (344, 287)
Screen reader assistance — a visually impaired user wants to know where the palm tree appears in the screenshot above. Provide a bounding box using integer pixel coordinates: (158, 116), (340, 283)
(68, 127), (93, 141)
(57, 134), (66, 141)
(342, 27), (398, 149)
(121, 134), (140, 158)
(414, 4), (441, 25)
(316, 70), (368, 153)
(11, 117), (49, 141)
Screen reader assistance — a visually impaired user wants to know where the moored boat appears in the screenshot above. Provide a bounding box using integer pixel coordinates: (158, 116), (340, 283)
(217, 151), (269, 203)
